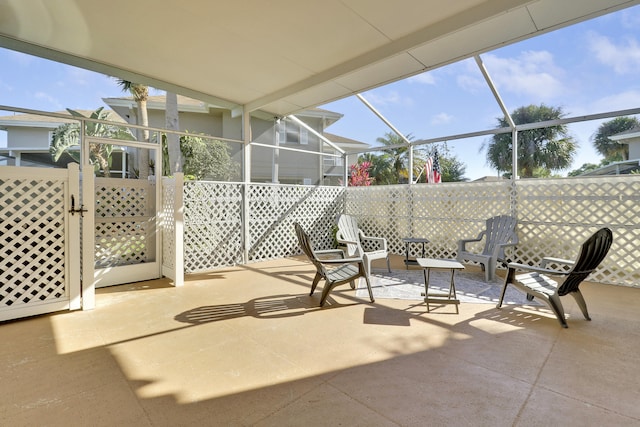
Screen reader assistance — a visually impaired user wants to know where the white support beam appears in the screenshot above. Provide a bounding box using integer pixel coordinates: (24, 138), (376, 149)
(356, 94), (412, 145)
(356, 93), (415, 182)
(475, 55), (515, 129)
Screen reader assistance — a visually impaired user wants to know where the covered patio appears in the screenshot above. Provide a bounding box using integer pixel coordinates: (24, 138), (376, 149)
(2, 1), (640, 425)
(2, 255), (639, 425)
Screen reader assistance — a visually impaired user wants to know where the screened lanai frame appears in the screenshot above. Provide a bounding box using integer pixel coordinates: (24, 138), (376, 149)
(306, 53), (640, 185)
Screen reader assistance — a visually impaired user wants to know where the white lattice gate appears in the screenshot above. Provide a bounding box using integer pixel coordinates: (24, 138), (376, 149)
(91, 137), (162, 288)
(0, 165), (83, 321)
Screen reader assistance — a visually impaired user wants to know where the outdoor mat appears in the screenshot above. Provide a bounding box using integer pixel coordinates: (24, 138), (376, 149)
(356, 268), (537, 305)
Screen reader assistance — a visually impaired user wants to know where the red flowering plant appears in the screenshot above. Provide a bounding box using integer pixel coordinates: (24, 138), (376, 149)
(347, 161), (374, 186)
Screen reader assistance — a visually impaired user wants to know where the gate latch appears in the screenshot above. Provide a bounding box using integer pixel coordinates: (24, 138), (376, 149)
(69, 195), (88, 217)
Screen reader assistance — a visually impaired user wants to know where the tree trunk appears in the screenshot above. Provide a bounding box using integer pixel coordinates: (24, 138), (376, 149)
(90, 143), (111, 177)
(165, 92), (182, 175)
(137, 99), (150, 179)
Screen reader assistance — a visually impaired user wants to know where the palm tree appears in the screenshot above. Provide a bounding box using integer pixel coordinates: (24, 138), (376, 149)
(50, 107), (135, 176)
(360, 153), (394, 185)
(484, 104), (577, 178)
(592, 116), (639, 162)
(116, 79), (150, 178)
(375, 132), (426, 184)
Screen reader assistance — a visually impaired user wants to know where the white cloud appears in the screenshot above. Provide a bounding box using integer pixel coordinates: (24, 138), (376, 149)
(481, 51), (565, 100)
(365, 90), (414, 107)
(587, 31), (640, 74)
(408, 72), (436, 85)
(67, 67), (93, 87)
(620, 9), (640, 29)
(34, 91), (63, 110)
(457, 74), (484, 92)
(591, 89), (640, 112)
(431, 112), (453, 125)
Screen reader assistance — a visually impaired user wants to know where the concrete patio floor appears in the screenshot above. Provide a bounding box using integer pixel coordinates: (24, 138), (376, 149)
(1, 255), (639, 426)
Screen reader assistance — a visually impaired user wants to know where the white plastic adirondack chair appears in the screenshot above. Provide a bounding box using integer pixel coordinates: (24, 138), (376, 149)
(456, 215), (518, 282)
(336, 214), (391, 276)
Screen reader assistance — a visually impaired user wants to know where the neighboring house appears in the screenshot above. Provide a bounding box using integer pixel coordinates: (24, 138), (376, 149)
(106, 95), (369, 184)
(0, 110), (130, 176)
(582, 126), (640, 176)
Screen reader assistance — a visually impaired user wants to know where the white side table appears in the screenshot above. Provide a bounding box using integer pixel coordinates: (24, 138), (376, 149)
(417, 258), (465, 313)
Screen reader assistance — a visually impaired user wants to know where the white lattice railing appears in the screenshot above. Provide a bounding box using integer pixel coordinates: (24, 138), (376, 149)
(247, 184), (343, 262)
(164, 177), (639, 287)
(161, 176), (177, 273)
(346, 176), (639, 287)
(177, 182), (343, 273)
(183, 181), (244, 272)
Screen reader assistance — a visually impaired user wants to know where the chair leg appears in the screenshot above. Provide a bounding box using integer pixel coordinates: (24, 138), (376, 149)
(386, 255), (391, 273)
(484, 262), (491, 282)
(320, 280), (335, 307)
(570, 290), (591, 321)
(363, 274), (375, 303)
(547, 294), (568, 328)
(363, 257), (372, 277)
(496, 268), (514, 308)
(310, 274), (321, 296)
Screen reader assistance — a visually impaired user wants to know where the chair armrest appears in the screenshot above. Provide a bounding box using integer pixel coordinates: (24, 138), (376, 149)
(458, 236), (482, 252)
(506, 262), (569, 276)
(490, 241), (517, 259)
(540, 257), (575, 268)
(360, 235), (388, 251)
(336, 237), (359, 245)
(315, 249), (345, 259)
(320, 257), (364, 265)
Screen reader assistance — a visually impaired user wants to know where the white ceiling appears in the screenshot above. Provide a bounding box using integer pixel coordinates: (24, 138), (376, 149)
(1, 0), (638, 117)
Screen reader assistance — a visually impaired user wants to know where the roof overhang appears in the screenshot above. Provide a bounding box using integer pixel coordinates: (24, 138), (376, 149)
(583, 160), (640, 175)
(1, 0), (638, 117)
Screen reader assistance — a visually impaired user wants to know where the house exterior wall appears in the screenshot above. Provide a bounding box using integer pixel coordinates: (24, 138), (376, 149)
(6, 127), (51, 148)
(145, 109), (223, 137)
(628, 139), (640, 159)
(249, 116), (326, 184)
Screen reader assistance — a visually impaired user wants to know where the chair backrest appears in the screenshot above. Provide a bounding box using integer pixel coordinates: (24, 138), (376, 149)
(294, 222), (324, 274)
(336, 214), (363, 257)
(558, 227), (613, 295)
(482, 215), (517, 257)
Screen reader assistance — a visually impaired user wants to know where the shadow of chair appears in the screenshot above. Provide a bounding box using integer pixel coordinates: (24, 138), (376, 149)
(497, 227), (613, 328)
(456, 215), (518, 282)
(336, 214), (391, 276)
(294, 222), (375, 307)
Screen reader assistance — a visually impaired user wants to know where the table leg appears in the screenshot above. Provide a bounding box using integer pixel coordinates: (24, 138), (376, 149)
(421, 267), (461, 313)
(423, 268), (430, 312)
(405, 242), (410, 269)
(449, 269), (459, 314)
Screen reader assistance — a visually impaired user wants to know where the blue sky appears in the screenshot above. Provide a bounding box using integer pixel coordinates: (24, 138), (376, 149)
(2, 5), (640, 180)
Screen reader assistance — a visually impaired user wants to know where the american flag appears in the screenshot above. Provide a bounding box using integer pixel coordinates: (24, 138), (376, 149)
(425, 149), (442, 184)
(432, 149), (442, 183)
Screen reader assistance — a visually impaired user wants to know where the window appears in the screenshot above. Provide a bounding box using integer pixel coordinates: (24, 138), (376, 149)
(323, 150), (343, 166)
(277, 121), (308, 145)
